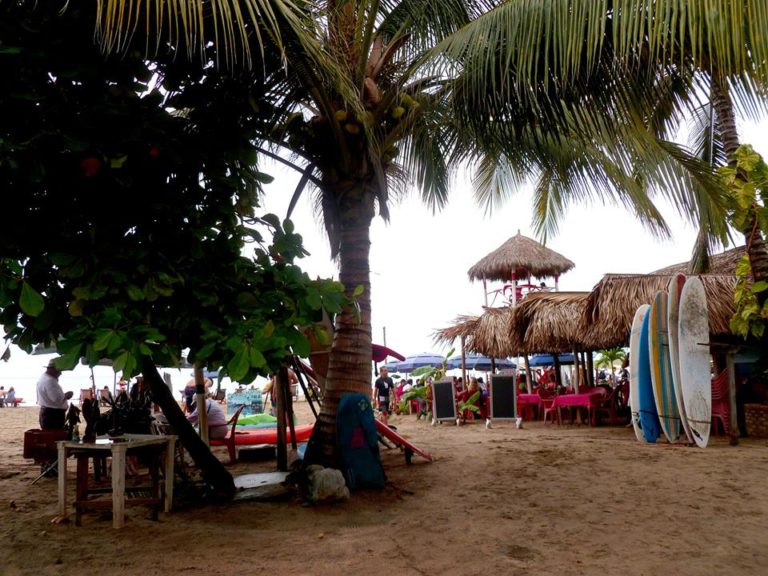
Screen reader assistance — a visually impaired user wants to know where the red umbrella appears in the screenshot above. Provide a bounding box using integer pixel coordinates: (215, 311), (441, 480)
(372, 343), (405, 363)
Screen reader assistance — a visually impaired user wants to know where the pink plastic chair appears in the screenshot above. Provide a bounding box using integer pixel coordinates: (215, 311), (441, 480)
(711, 370), (730, 435)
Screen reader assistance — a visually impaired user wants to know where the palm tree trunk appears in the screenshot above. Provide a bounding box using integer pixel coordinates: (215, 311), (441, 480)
(304, 179), (375, 468)
(141, 357), (235, 499)
(712, 76), (768, 303)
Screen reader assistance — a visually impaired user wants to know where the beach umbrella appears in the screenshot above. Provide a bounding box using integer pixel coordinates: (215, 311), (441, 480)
(383, 359), (403, 372)
(446, 354), (516, 371)
(396, 353), (445, 373)
(372, 343), (405, 363)
(527, 353), (575, 367)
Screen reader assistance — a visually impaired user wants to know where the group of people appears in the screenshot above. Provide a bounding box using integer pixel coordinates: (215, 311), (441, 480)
(0, 385), (17, 407)
(372, 367), (489, 425)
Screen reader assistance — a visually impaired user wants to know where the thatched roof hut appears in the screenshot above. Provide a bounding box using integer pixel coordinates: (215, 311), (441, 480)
(512, 291), (591, 354)
(433, 314), (479, 347)
(434, 308), (518, 358)
(584, 274), (737, 349)
(467, 231), (575, 282)
(652, 245), (745, 275)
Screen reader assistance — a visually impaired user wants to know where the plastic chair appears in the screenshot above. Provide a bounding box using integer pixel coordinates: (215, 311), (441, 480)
(710, 370), (730, 435)
(593, 387), (619, 426)
(538, 388), (557, 424)
(209, 405), (245, 464)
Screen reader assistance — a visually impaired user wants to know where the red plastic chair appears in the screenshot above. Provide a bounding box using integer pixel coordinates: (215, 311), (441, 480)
(209, 405), (245, 464)
(711, 370), (730, 435)
(537, 388), (557, 424)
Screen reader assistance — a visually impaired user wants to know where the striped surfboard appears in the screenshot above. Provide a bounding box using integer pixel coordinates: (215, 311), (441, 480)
(648, 290), (680, 443)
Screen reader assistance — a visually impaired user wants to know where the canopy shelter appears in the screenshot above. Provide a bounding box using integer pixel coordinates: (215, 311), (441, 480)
(446, 353), (516, 371)
(467, 231), (575, 306)
(528, 353), (575, 367)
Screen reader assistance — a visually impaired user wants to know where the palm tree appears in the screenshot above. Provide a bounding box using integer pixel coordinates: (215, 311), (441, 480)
(91, 1), (768, 466)
(595, 347), (626, 384)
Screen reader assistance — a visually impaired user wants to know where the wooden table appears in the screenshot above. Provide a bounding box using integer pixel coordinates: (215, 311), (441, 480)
(57, 434), (176, 528)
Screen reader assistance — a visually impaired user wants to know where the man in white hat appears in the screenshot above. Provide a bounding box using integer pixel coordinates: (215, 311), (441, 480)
(36, 359), (72, 429)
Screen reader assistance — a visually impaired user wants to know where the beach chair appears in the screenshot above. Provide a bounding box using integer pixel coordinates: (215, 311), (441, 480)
(210, 405), (245, 464)
(23, 428), (68, 484)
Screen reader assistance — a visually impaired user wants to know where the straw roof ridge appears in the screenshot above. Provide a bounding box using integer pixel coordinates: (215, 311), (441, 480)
(467, 232), (575, 282)
(584, 273), (737, 349)
(651, 245), (745, 275)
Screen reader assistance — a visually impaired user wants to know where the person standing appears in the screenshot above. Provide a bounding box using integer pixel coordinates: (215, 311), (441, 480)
(36, 359), (73, 429)
(373, 366), (395, 426)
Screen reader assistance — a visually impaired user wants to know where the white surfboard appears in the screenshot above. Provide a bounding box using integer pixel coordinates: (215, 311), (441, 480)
(667, 274), (693, 443)
(629, 304), (651, 442)
(678, 276), (711, 448)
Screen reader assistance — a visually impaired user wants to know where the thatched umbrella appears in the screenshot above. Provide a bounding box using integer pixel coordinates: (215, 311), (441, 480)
(467, 231), (575, 305)
(583, 273), (737, 349)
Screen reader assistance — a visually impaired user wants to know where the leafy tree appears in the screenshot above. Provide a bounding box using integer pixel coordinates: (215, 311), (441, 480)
(90, 1), (768, 468)
(0, 3), (345, 496)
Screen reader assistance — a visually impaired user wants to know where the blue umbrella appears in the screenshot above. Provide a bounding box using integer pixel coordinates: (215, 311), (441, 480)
(395, 353), (445, 373)
(527, 353), (575, 367)
(446, 354), (516, 371)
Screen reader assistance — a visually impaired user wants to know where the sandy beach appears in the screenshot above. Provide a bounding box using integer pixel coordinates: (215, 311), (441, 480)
(1, 401), (767, 576)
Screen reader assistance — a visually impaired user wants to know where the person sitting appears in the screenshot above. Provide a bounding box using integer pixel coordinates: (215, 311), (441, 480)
(186, 396), (228, 439)
(458, 377), (486, 421)
(5, 387), (16, 407)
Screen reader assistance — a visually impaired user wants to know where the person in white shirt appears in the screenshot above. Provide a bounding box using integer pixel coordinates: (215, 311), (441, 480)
(36, 359), (73, 429)
(187, 397), (228, 439)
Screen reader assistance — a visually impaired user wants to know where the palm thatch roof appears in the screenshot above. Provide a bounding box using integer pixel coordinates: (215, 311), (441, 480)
(652, 245), (745, 275)
(433, 314), (479, 346)
(467, 231), (575, 282)
(512, 291), (591, 354)
(584, 274), (737, 348)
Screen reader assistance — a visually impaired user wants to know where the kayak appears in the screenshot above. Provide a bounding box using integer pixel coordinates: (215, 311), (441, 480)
(232, 423), (314, 446)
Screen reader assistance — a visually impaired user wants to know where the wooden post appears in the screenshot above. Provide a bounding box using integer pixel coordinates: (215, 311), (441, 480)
(276, 366), (288, 471)
(524, 354), (533, 393)
(194, 365), (208, 445)
(586, 351), (595, 387)
(460, 336), (467, 390)
(726, 351), (739, 446)
(553, 354), (563, 389)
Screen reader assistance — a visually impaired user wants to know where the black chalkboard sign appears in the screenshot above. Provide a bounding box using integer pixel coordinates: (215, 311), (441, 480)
(489, 376), (517, 420)
(432, 379), (456, 422)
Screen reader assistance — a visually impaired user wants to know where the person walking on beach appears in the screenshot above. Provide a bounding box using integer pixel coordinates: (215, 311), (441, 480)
(373, 366), (395, 426)
(36, 359), (73, 429)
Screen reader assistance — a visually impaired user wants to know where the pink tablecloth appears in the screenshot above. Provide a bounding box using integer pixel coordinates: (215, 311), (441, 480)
(552, 391), (604, 424)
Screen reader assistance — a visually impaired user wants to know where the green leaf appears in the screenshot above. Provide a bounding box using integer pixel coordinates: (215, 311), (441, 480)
(352, 284), (365, 297)
(93, 329), (115, 352)
(228, 345), (250, 381)
(20, 283), (44, 317)
(750, 281), (768, 294)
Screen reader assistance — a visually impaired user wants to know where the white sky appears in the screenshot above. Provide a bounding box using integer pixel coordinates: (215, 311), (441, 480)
(259, 119), (768, 360)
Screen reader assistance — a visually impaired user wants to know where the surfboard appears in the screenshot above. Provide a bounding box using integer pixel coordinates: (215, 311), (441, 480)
(667, 274), (693, 443)
(629, 304), (650, 442)
(638, 310), (661, 443)
(648, 290), (680, 443)
(375, 420), (433, 463)
(678, 276), (711, 448)
(232, 423), (314, 446)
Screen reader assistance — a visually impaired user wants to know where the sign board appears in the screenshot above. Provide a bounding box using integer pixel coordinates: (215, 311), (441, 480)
(489, 375), (517, 420)
(432, 379), (456, 422)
